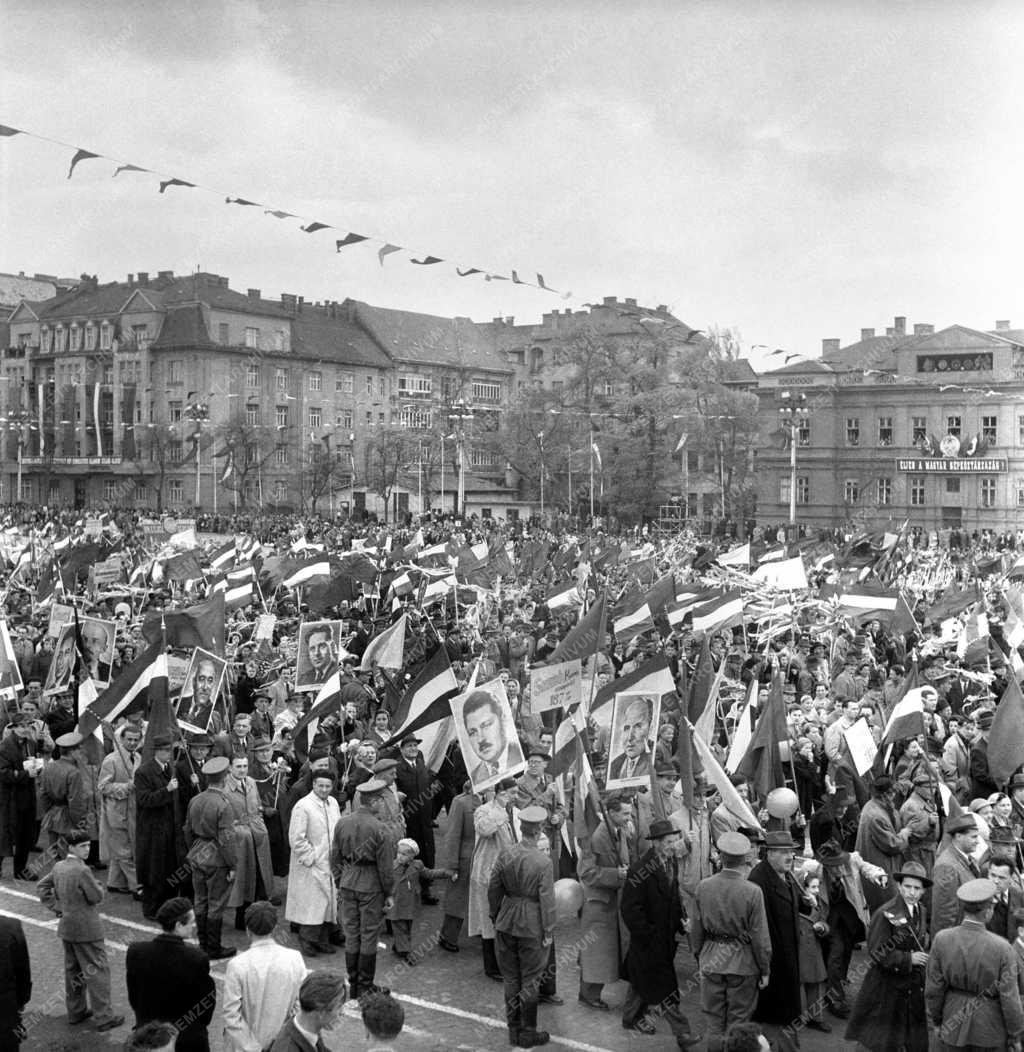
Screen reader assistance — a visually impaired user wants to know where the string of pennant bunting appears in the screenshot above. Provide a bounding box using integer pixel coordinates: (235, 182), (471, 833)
(0, 122), (569, 299)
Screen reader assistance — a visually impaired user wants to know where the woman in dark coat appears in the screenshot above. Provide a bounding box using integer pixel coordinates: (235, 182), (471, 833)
(845, 861), (931, 1052)
(748, 831), (806, 1029)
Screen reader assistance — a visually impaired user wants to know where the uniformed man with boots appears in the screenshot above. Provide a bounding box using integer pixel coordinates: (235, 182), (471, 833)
(331, 777), (395, 999)
(488, 804), (556, 1049)
(183, 756), (237, 960)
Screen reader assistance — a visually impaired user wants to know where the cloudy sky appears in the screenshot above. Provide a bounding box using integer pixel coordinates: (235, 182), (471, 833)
(2, 0), (1022, 367)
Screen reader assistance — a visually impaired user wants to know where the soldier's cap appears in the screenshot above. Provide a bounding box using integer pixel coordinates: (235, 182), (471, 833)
(911, 770), (934, 786)
(520, 805), (548, 825)
(892, 860), (933, 887)
(187, 734), (213, 748)
(55, 731), (84, 749)
(372, 758), (398, 774)
(356, 777), (387, 795)
(716, 831), (751, 856)
(946, 814), (978, 836)
(957, 877), (997, 906)
(202, 756), (230, 776)
(151, 734), (174, 749)
(252, 737), (272, 750)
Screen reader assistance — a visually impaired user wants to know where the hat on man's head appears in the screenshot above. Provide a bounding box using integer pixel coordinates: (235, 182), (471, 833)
(893, 860), (933, 887)
(912, 770), (934, 787)
(872, 774), (895, 794)
(252, 737), (272, 750)
(55, 731), (84, 749)
(151, 734), (173, 750)
(355, 778), (386, 796)
(202, 756), (230, 777)
(520, 805), (548, 825)
(655, 762), (678, 778)
(957, 878), (997, 906)
(816, 840), (850, 868)
(187, 734), (213, 748)
(975, 709), (995, 731)
(1009, 773), (1024, 792)
(764, 831), (798, 850)
(400, 734), (422, 746)
(372, 758), (398, 774)
(645, 818), (680, 840)
(946, 814), (978, 836)
(716, 831), (751, 856)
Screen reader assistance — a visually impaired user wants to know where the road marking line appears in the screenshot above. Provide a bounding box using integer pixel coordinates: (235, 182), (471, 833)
(0, 889), (617, 1051)
(0, 885), (161, 934)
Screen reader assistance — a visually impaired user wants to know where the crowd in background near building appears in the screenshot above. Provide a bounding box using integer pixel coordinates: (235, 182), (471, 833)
(2, 501), (1024, 1049)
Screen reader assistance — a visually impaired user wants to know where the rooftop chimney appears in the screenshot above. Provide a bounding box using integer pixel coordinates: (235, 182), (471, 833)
(894, 315), (906, 336)
(602, 296), (617, 306)
(157, 270), (173, 279)
(505, 316), (514, 324)
(913, 323), (934, 335)
(822, 338), (841, 355)
(137, 272), (149, 285)
(860, 327), (875, 341)
(997, 319), (1011, 331)
(247, 288), (261, 300)
(126, 273), (134, 286)
(886, 327), (895, 336)
(281, 293), (297, 312)
(624, 297), (637, 307)
(656, 304), (668, 312)
(297, 297), (304, 312)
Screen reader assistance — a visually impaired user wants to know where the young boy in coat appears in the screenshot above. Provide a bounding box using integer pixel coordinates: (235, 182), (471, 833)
(387, 838), (452, 963)
(37, 831), (125, 1032)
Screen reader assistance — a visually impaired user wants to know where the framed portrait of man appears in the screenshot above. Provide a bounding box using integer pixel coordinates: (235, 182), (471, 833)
(43, 622), (78, 697)
(177, 647), (227, 733)
(79, 617), (116, 688)
(294, 620), (343, 692)
(451, 677), (526, 793)
(0, 621), (23, 701)
(605, 691), (661, 790)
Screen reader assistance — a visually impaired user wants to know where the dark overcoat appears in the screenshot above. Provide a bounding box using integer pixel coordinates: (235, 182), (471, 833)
(620, 846), (683, 1006)
(133, 758), (185, 894)
(748, 859), (804, 1026)
(0, 735), (37, 857)
(395, 752), (437, 867)
(436, 790), (479, 920)
(846, 893), (929, 1052)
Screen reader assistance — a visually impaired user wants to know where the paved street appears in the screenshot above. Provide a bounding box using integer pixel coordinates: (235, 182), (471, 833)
(2, 860), (848, 1052)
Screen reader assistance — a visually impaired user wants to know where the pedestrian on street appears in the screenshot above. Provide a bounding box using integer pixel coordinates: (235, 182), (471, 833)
(126, 896), (217, 1052)
(436, 778), (478, 953)
(134, 732), (187, 919)
(222, 901), (307, 1052)
(36, 830), (125, 1032)
(97, 721), (142, 895)
(0, 711), (43, 881)
(469, 778), (516, 982)
(268, 970), (347, 1052)
(0, 914), (30, 1048)
(387, 837), (453, 963)
(39, 730), (92, 860)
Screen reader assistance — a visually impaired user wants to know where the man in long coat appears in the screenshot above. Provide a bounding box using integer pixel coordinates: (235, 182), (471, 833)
(394, 734), (437, 896)
(620, 817), (701, 1047)
(97, 724), (142, 894)
(134, 734), (187, 919)
(0, 713), (42, 880)
(577, 794), (633, 1011)
(855, 774), (913, 912)
(224, 756), (274, 920)
(436, 779), (478, 953)
(748, 829), (805, 1042)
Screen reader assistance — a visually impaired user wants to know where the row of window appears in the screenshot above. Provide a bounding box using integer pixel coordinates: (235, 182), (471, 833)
(830, 415), (1002, 447)
(781, 475), (1005, 508)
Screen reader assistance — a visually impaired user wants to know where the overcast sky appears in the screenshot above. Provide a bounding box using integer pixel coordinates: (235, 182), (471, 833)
(2, 0), (1022, 368)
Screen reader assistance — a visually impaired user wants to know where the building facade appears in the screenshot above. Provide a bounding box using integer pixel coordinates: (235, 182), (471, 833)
(755, 316), (1024, 532)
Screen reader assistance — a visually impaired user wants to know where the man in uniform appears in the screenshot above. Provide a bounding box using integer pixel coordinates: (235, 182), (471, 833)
(926, 878), (1024, 1051)
(691, 832), (771, 1051)
(183, 756), (237, 960)
(39, 731), (93, 859)
(331, 777), (395, 999)
(488, 804), (556, 1049)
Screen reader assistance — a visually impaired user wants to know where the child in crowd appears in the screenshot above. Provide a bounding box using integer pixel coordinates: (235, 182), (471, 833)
(388, 837), (453, 964)
(797, 868), (830, 1032)
(36, 831), (125, 1032)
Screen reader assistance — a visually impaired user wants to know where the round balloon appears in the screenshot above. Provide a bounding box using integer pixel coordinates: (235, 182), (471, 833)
(766, 787), (799, 819)
(553, 877), (584, 920)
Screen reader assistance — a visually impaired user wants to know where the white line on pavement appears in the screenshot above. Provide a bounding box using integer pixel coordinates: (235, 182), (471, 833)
(0, 888), (617, 1052)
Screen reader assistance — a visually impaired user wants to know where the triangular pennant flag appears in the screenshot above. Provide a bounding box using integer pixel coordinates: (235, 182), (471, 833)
(225, 196), (259, 205)
(265, 209), (296, 219)
(536, 273), (549, 289)
(0, 125), (21, 137)
(378, 244), (402, 265)
(68, 148), (99, 179)
(457, 268), (483, 277)
(335, 232), (368, 250)
(113, 163), (148, 177)
(410, 255), (443, 265)
(511, 270), (525, 284)
(159, 177), (196, 194)
(301, 221), (331, 233)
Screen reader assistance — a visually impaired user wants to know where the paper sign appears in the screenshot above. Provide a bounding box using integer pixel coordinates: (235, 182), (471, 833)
(48, 603), (74, 638)
(255, 614), (277, 641)
(843, 717), (878, 776)
(530, 659), (582, 713)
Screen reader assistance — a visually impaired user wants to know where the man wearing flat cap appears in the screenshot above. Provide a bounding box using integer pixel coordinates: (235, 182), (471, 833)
(926, 878), (1024, 1051)
(899, 767), (941, 874)
(931, 814), (982, 937)
(620, 818), (701, 1047)
(748, 830), (804, 1042)
(183, 755), (238, 960)
(371, 758), (406, 843)
(691, 832), (770, 1051)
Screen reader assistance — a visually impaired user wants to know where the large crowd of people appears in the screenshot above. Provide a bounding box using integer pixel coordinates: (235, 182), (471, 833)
(0, 505), (1022, 1050)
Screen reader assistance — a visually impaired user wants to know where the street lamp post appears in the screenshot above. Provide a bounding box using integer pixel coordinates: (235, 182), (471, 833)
(448, 401), (474, 518)
(538, 432), (545, 520)
(778, 391), (808, 528)
(183, 400), (210, 509)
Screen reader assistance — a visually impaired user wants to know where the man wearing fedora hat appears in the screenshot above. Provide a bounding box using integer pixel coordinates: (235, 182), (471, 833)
(846, 860), (931, 1051)
(855, 774), (915, 913)
(969, 709), (999, 799)
(931, 813), (982, 937)
(620, 817), (701, 1048)
(748, 830), (804, 1042)
(925, 878), (1024, 1050)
